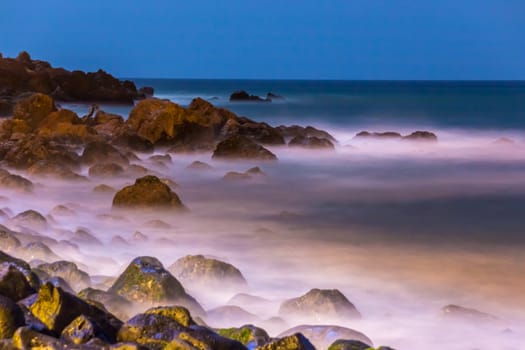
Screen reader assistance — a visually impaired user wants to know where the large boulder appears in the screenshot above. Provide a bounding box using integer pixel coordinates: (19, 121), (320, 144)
(168, 255), (247, 292)
(289, 135), (334, 149)
(12, 93), (56, 129)
(29, 282), (122, 338)
(205, 305), (259, 328)
(81, 140), (129, 166)
(279, 325), (373, 350)
(112, 175), (185, 210)
(0, 295), (25, 338)
(108, 256), (204, 315)
(279, 289), (361, 322)
(217, 325), (270, 348)
(402, 130), (438, 141)
(78, 288), (132, 321)
(213, 135), (277, 161)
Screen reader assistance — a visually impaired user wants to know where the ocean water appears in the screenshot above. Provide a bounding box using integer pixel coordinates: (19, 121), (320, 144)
(52, 80), (525, 349)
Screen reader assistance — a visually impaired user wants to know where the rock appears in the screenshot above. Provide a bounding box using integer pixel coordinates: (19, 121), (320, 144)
(138, 86), (154, 98)
(81, 141), (129, 166)
(27, 160), (85, 181)
(255, 333), (315, 350)
(354, 131), (402, 139)
(144, 305), (196, 327)
(29, 282), (122, 338)
(206, 306), (259, 327)
(280, 325), (372, 350)
(441, 304), (498, 323)
(0, 251), (40, 290)
(266, 92), (285, 101)
(50, 205), (76, 217)
(118, 313), (246, 350)
(230, 91), (269, 102)
(327, 339), (373, 350)
(279, 289), (361, 322)
(187, 161), (212, 170)
(213, 135), (277, 161)
(132, 231), (148, 242)
(277, 125), (336, 143)
(0, 295), (25, 338)
(217, 325), (270, 348)
(0, 262), (36, 301)
(72, 228), (103, 245)
(246, 166), (266, 176)
(9, 210), (48, 231)
(169, 255), (247, 291)
(223, 171), (252, 181)
(143, 219), (171, 229)
(402, 131), (438, 141)
(149, 154), (172, 164)
(12, 93), (56, 129)
(88, 163), (125, 178)
(12, 326), (68, 349)
(37, 109), (94, 144)
(0, 173), (34, 193)
(0, 227), (22, 252)
(60, 314), (105, 345)
(19, 242), (60, 262)
(108, 256), (204, 315)
(36, 261), (91, 291)
(93, 184), (116, 193)
(127, 164), (149, 176)
(289, 136), (335, 149)
(234, 119), (285, 145)
(78, 288), (132, 321)
(112, 175), (185, 210)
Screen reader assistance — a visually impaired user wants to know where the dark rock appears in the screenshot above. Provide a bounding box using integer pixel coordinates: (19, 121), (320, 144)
(112, 175), (185, 210)
(27, 160), (85, 181)
(144, 305), (196, 327)
(223, 171), (252, 181)
(60, 314), (104, 345)
(149, 154), (172, 164)
(402, 131), (438, 141)
(78, 288), (132, 321)
(213, 135), (277, 161)
(88, 163), (125, 178)
(279, 289), (361, 322)
(0, 227), (22, 252)
(280, 325), (372, 350)
(169, 255), (247, 291)
(0, 263), (36, 301)
(108, 256), (204, 316)
(277, 125), (336, 143)
(289, 135), (334, 149)
(354, 131), (402, 139)
(266, 92), (285, 101)
(0, 251), (40, 290)
(255, 333), (315, 350)
(12, 93), (56, 129)
(0, 295), (25, 338)
(138, 86), (154, 98)
(81, 141), (129, 166)
(217, 325), (270, 348)
(12, 326), (67, 349)
(230, 91), (269, 102)
(29, 282), (122, 338)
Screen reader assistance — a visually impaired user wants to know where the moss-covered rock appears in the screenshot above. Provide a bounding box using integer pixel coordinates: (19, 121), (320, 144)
(29, 282), (122, 338)
(0, 174), (34, 193)
(169, 255), (247, 291)
(11, 326), (67, 349)
(144, 306), (196, 327)
(112, 176), (185, 210)
(327, 339), (374, 350)
(212, 135), (277, 161)
(279, 289), (361, 323)
(217, 325), (270, 348)
(255, 333), (315, 350)
(78, 288), (132, 321)
(279, 325), (372, 350)
(108, 256), (204, 316)
(0, 295), (25, 338)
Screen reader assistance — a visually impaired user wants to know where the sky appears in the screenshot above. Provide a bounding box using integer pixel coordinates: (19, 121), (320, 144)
(1, 0), (525, 80)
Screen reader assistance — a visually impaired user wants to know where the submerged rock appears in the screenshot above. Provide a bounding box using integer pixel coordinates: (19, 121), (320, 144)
(230, 90), (270, 103)
(0, 263), (36, 301)
(88, 163), (125, 178)
(0, 173), (34, 193)
(354, 131), (402, 139)
(279, 325), (372, 349)
(279, 289), (361, 322)
(81, 140), (129, 166)
(36, 261), (91, 291)
(187, 160), (213, 170)
(213, 135), (277, 161)
(402, 130), (438, 141)
(108, 256), (204, 315)
(12, 93), (56, 129)
(441, 304), (498, 323)
(78, 288), (132, 321)
(289, 135), (335, 149)
(112, 175), (185, 210)
(328, 339), (374, 350)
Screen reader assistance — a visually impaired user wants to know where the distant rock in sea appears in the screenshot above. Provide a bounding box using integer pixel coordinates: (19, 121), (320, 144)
(230, 90), (271, 102)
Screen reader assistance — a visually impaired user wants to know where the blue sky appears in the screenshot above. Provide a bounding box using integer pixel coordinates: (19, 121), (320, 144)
(1, 1), (524, 79)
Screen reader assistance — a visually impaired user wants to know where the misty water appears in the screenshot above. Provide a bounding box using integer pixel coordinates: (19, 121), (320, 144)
(9, 80), (524, 349)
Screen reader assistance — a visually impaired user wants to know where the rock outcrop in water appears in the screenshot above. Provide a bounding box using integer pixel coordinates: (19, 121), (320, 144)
(230, 90), (271, 102)
(213, 135), (277, 160)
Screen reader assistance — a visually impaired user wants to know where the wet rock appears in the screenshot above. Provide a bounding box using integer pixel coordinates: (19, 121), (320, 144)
(402, 130), (438, 141)
(206, 306), (259, 327)
(118, 312), (246, 350)
(234, 119), (285, 145)
(60, 314), (104, 345)
(327, 339), (373, 350)
(354, 131), (402, 139)
(36, 261), (91, 291)
(27, 160), (86, 181)
(144, 305), (196, 327)
(169, 255), (247, 291)
(289, 135), (334, 149)
(266, 92), (285, 101)
(441, 304), (498, 323)
(12, 93), (56, 129)
(88, 163), (125, 178)
(72, 228), (103, 245)
(78, 288), (132, 321)
(11, 326), (67, 349)
(277, 125), (336, 143)
(112, 175), (185, 210)
(9, 210), (48, 231)
(93, 184), (116, 193)
(37, 109), (95, 144)
(213, 135), (277, 161)
(0, 263), (36, 301)
(29, 282), (122, 338)
(280, 325), (372, 350)
(230, 90), (269, 103)
(217, 325), (270, 348)
(279, 289), (361, 322)
(108, 256), (204, 315)
(81, 141), (129, 166)
(187, 161), (212, 170)
(0, 295), (25, 338)
(256, 333), (315, 350)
